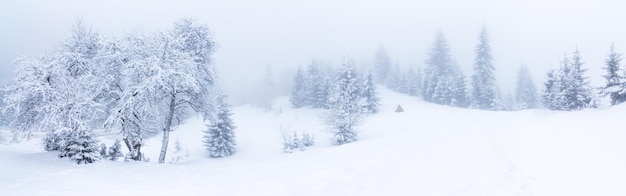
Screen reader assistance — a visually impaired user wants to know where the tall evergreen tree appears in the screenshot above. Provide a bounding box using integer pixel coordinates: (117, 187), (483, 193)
(385, 65), (401, 91)
(600, 44), (626, 105)
(470, 26), (500, 110)
(326, 59), (362, 145)
(290, 66), (308, 108)
(542, 68), (561, 110)
(306, 62), (328, 108)
(203, 94), (236, 158)
(543, 50), (597, 110)
(361, 71), (380, 114)
(562, 49), (596, 110)
(451, 66), (469, 108)
(514, 64), (539, 109)
(374, 45), (392, 83)
(423, 31), (460, 106)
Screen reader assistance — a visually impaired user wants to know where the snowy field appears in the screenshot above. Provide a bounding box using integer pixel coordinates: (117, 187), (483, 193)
(1, 87), (626, 196)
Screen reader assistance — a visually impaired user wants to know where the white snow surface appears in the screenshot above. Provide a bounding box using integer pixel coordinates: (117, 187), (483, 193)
(2, 86), (626, 196)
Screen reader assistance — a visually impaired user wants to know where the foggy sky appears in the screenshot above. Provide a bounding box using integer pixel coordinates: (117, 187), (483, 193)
(2, 0), (625, 104)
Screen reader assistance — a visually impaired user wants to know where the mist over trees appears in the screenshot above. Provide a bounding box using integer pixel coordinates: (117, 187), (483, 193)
(1, 16), (625, 166)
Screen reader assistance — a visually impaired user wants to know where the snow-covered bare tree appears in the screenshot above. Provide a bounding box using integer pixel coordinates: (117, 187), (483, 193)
(105, 19), (217, 163)
(470, 26), (500, 110)
(599, 44), (626, 105)
(514, 64), (539, 110)
(4, 19), (103, 163)
(152, 19), (218, 163)
(326, 59), (362, 145)
(203, 94), (236, 158)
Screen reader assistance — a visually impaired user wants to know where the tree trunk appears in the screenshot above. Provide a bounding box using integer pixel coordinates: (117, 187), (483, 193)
(158, 94), (176, 164)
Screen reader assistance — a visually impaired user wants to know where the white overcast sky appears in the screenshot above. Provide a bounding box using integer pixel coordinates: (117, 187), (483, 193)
(1, 0), (625, 102)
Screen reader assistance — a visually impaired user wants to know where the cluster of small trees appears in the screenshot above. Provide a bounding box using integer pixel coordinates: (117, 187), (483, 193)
(290, 59), (380, 145)
(2, 18), (236, 164)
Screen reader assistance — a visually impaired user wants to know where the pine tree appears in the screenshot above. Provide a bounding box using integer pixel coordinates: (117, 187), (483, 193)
(291, 66), (308, 108)
(562, 49), (596, 110)
(99, 143), (108, 159)
(423, 31), (457, 106)
(515, 64), (539, 109)
(306, 62), (329, 108)
(326, 59), (362, 145)
(361, 72), (380, 114)
(451, 67), (469, 108)
(107, 139), (124, 161)
(374, 45), (392, 83)
(58, 129), (101, 164)
(470, 26), (500, 110)
(203, 95), (236, 158)
(543, 50), (597, 111)
(600, 44), (626, 105)
(542, 68), (561, 110)
(385, 65), (401, 91)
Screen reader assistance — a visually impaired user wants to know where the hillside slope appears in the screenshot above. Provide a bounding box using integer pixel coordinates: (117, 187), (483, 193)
(1, 87), (626, 195)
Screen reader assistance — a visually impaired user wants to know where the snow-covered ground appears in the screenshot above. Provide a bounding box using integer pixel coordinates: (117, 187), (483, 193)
(2, 87), (626, 196)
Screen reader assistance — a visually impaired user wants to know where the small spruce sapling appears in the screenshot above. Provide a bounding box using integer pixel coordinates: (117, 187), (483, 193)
(99, 143), (108, 159)
(107, 139), (124, 161)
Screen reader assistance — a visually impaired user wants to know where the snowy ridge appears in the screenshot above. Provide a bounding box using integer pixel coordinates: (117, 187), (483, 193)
(2, 86), (626, 195)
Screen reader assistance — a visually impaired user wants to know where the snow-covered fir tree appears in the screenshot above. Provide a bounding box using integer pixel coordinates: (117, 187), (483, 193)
(404, 67), (422, 97)
(599, 44), (626, 105)
(374, 45), (392, 83)
(451, 66), (469, 108)
(385, 65), (402, 91)
(291, 66), (308, 108)
(470, 26), (500, 110)
(542, 50), (596, 111)
(107, 139), (124, 161)
(306, 62), (329, 108)
(423, 31), (464, 107)
(542, 68), (561, 110)
(561, 49), (597, 110)
(58, 128), (101, 164)
(361, 71), (380, 114)
(326, 59), (362, 145)
(203, 95), (236, 158)
(515, 64), (539, 110)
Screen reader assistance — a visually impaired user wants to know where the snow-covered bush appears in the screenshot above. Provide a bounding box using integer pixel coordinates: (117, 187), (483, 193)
(169, 139), (189, 164)
(280, 128), (315, 153)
